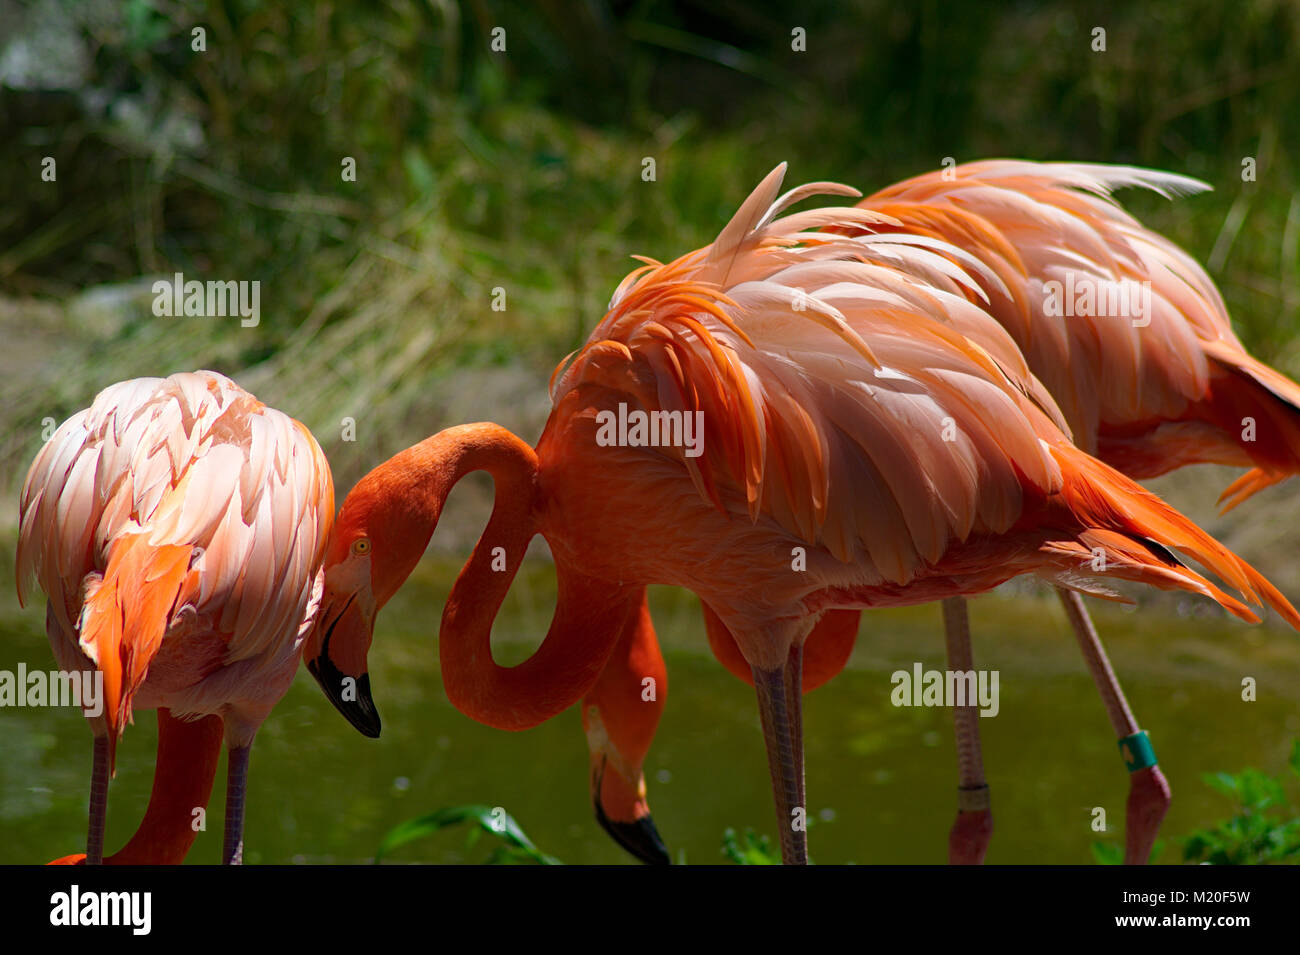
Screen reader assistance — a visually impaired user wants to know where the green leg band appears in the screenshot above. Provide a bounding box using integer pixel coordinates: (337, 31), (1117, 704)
(1118, 730), (1158, 772)
(957, 784), (990, 812)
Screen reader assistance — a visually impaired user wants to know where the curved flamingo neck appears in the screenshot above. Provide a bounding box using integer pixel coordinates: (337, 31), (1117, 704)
(583, 592), (664, 763)
(112, 709), (223, 864)
(442, 552), (640, 730)
(583, 591), (665, 822)
(363, 422), (638, 730)
(424, 433), (636, 729)
(361, 423), (538, 606)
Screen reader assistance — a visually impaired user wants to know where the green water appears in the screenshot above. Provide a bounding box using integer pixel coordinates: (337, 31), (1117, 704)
(2, 557), (1298, 865)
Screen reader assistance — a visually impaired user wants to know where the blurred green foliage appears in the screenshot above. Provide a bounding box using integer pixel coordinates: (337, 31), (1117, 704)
(1182, 739), (1300, 864)
(1089, 836), (1165, 865)
(1, 0), (1298, 497)
(721, 826), (781, 864)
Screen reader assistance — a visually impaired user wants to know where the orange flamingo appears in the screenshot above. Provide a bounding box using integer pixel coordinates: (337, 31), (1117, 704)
(597, 160), (1300, 865)
(18, 371), (334, 864)
(303, 166), (1300, 864)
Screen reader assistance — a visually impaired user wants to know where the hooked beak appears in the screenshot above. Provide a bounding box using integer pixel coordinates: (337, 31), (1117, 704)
(592, 756), (671, 865)
(305, 593), (382, 738)
(596, 805), (671, 866)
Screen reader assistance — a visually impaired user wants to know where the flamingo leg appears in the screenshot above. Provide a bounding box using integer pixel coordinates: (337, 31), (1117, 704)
(222, 745), (252, 865)
(752, 643), (807, 865)
(942, 597), (992, 864)
(86, 735), (110, 865)
(1057, 587), (1170, 865)
(112, 710), (225, 864)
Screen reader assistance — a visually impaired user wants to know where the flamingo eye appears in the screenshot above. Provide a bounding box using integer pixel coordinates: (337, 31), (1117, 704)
(351, 538), (371, 557)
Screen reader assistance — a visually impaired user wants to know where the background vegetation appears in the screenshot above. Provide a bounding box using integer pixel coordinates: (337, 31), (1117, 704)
(2, 0), (1299, 864)
(2, 0), (1299, 506)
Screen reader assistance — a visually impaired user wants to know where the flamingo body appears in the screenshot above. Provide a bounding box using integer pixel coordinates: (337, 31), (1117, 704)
(18, 370), (333, 863)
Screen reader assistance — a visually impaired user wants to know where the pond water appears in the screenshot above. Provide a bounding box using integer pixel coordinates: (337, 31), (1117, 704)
(2, 556), (1298, 865)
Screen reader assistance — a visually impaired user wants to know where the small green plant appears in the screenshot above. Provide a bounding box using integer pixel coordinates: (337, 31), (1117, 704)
(1182, 741), (1300, 865)
(721, 815), (830, 864)
(721, 827), (781, 865)
(375, 805), (562, 865)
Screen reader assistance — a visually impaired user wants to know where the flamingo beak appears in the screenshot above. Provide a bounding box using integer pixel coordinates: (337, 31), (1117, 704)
(305, 593), (382, 738)
(596, 803), (671, 866)
(592, 756), (671, 865)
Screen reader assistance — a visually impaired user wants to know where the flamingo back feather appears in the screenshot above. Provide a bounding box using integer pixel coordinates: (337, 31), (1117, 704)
(855, 160), (1300, 508)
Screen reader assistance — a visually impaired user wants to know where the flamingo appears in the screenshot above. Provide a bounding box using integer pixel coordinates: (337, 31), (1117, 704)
(18, 370), (334, 865)
(302, 165), (1300, 864)
(593, 160), (1300, 865)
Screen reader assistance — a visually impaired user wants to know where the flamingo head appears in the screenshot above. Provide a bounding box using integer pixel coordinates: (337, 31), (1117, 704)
(583, 704), (671, 865)
(303, 469), (428, 739)
(302, 424), (535, 740)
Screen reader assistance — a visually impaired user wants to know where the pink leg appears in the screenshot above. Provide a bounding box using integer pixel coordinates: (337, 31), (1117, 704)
(1058, 588), (1170, 865)
(942, 598), (992, 864)
(752, 643), (807, 865)
(223, 746), (251, 865)
(86, 735), (110, 865)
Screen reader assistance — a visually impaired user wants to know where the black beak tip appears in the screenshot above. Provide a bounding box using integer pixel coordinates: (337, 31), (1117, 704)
(307, 657), (382, 739)
(596, 803), (672, 865)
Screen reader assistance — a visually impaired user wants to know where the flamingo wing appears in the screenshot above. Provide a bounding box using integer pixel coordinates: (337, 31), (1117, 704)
(857, 161), (1252, 449)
